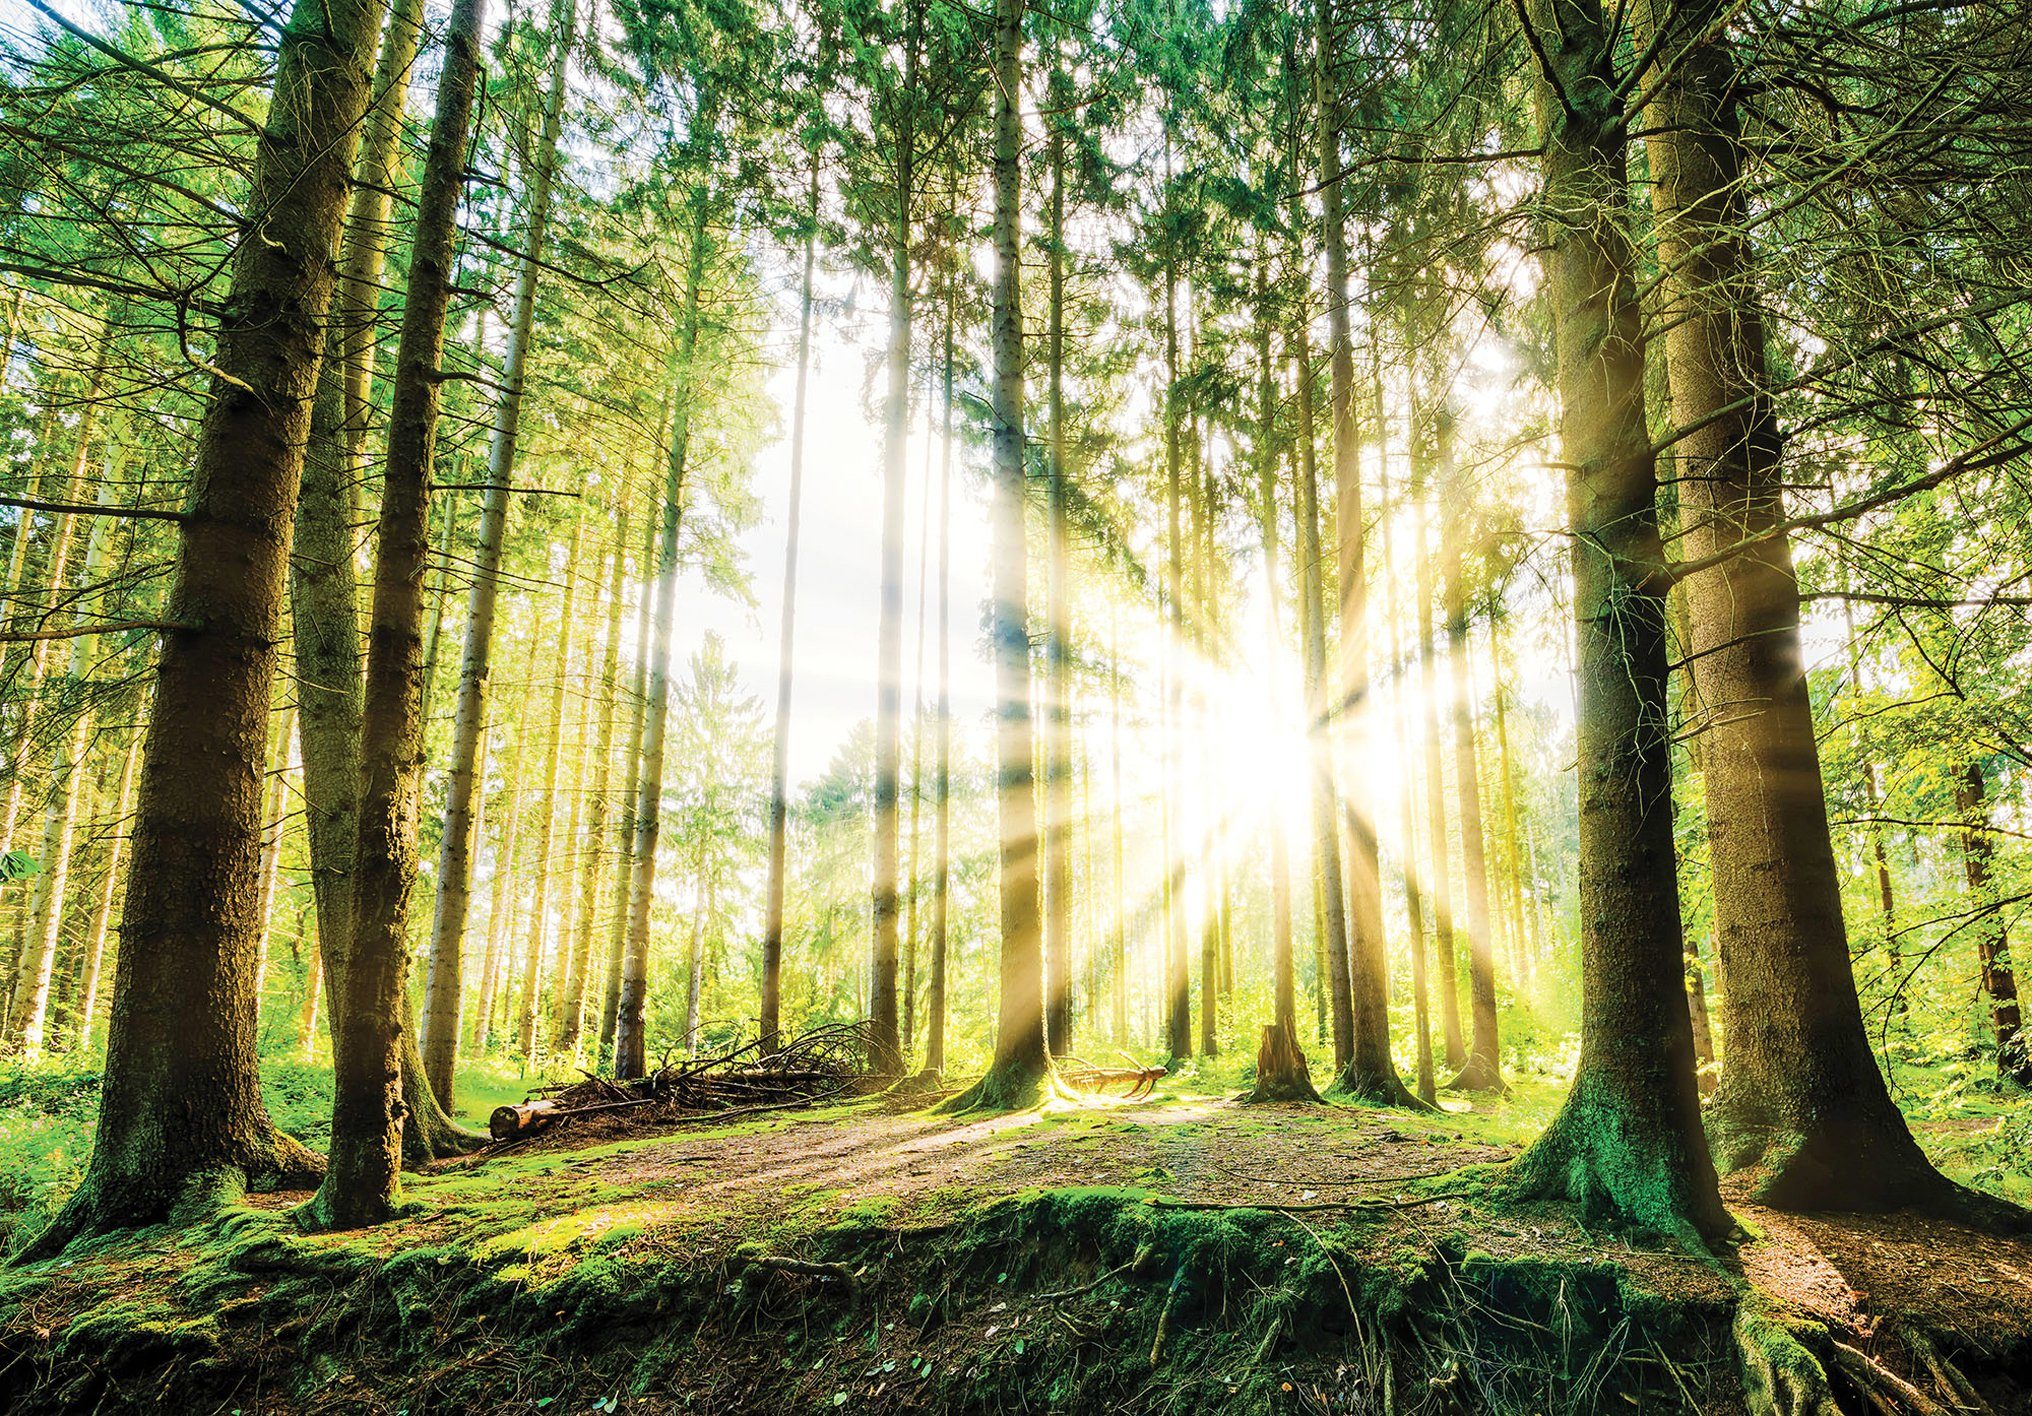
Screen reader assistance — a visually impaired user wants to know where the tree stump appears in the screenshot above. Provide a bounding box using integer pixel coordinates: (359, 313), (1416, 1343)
(1246, 1023), (1322, 1103)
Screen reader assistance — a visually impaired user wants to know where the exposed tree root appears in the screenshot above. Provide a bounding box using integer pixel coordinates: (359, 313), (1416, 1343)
(1504, 1085), (1732, 1249)
(14, 1124), (324, 1266)
(1327, 1062), (1433, 1112)
(935, 1059), (1075, 1114)
(1733, 1306), (1841, 1416)
(1711, 1110), (2032, 1235)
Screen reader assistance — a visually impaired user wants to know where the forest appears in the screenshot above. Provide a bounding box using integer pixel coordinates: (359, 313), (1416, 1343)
(0, 0), (2028, 1406)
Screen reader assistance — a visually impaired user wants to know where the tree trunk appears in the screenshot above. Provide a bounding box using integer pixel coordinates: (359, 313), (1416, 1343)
(1412, 430), (1466, 1069)
(1438, 415), (1502, 1093)
(73, 719), (139, 1054)
(21, 0), (388, 1258)
(614, 193), (711, 1080)
(1489, 628), (1530, 988)
(474, 637), (536, 1047)
(9, 459), (123, 1058)
(1638, 0), (1970, 1213)
(307, 0), (486, 1229)
(1042, 96), (1074, 1060)
(1954, 762), (2030, 1086)
(759, 161), (819, 1056)
(1315, 0), (1407, 1107)
(1160, 211), (1193, 1067)
(683, 845), (708, 1057)
(0, 329), (104, 889)
(1247, 271), (1316, 1105)
(944, 0), (1048, 1111)
(1293, 321), (1354, 1070)
(868, 22), (919, 1079)
(422, 0), (576, 1097)
(925, 314), (955, 1079)
(600, 484), (660, 1060)
(1504, 0), (1729, 1246)
(557, 500), (630, 1058)
(1378, 426), (1436, 1105)
(516, 514), (584, 1062)
(249, 705), (297, 1016)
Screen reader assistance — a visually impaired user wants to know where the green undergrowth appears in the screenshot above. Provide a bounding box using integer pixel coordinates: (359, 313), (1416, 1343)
(0, 1158), (1751, 1415)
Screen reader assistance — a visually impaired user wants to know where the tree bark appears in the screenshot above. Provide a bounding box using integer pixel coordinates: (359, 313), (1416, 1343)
(868, 11), (921, 1079)
(1293, 321), (1354, 1070)
(944, 0), (1049, 1110)
(1412, 420), (1466, 1069)
(307, 0), (487, 1230)
(516, 513), (583, 1062)
(1954, 762), (2030, 1086)
(557, 500), (630, 1058)
(1639, 0), (1973, 1212)
(1438, 415), (1502, 1094)
(21, 0), (389, 1258)
(422, 0), (577, 1097)
(72, 718), (139, 1055)
(1042, 85), (1074, 1060)
(1315, 0), (1408, 1108)
(1503, 0), (1729, 1246)
(759, 160), (819, 1056)
(614, 193), (711, 1080)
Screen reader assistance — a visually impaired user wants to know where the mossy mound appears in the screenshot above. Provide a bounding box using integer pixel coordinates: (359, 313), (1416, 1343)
(0, 1181), (1776, 1414)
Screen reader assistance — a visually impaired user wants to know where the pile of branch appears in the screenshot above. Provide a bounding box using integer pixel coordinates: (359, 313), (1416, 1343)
(489, 1022), (877, 1142)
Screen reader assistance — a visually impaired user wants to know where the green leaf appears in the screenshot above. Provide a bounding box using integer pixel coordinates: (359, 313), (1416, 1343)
(1, 851), (39, 882)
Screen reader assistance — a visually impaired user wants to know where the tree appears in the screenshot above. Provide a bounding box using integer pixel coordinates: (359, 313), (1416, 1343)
(943, 0), (1050, 1111)
(1502, 0), (1729, 1246)
(307, 0), (490, 1229)
(422, 0), (580, 1100)
(21, 0), (389, 1258)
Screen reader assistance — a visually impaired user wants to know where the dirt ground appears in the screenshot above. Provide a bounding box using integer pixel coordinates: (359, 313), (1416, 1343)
(420, 1090), (2032, 1349)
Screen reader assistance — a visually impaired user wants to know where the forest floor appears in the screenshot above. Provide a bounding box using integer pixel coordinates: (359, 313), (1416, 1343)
(1, 1071), (2030, 1413)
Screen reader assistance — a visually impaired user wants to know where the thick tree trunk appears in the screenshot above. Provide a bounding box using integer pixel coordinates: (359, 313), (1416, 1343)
(307, 0), (486, 1230)
(1504, 0), (1729, 1246)
(20, 0), (389, 1258)
(614, 197), (710, 1080)
(944, 0), (1049, 1110)
(1639, 0), (1973, 1213)
(422, 0), (576, 1097)
(759, 165), (819, 1056)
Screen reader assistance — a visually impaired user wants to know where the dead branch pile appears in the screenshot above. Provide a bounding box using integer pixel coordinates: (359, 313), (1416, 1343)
(488, 1022), (877, 1142)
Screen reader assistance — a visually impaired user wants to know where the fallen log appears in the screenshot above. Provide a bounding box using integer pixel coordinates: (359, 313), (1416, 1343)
(488, 1096), (652, 1141)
